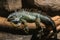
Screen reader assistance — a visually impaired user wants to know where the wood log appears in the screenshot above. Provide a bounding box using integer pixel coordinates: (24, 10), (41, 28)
(52, 16), (60, 26)
(0, 16), (60, 31)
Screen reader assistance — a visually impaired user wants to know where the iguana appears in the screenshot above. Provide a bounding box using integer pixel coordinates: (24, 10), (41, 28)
(7, 9), (57, 39)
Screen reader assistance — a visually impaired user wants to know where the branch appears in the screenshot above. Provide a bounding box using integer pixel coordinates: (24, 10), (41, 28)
(0, 16), (60, 31)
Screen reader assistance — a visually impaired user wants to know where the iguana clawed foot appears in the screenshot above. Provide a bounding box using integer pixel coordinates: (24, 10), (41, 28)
(23, 26), (29, 33)
(21, 19), (29, 33)
(35, 15), (41, 29)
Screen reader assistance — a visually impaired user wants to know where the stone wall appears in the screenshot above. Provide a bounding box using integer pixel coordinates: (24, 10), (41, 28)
(0, 0), (22, 11)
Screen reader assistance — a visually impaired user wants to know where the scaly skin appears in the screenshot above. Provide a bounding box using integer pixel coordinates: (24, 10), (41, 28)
(8, 10), (57, 39)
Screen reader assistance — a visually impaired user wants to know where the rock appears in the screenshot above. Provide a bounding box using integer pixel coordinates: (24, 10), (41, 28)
(0, 0), (22, 11)
(0, 32), (32, 40)
(26, 0), (60, 11)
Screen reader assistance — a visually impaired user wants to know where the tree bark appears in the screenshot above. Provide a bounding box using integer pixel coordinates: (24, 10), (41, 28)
(0, 16), (60, 31)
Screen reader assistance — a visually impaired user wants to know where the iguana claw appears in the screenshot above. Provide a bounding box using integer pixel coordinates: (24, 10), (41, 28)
(23, 26), (29, 33)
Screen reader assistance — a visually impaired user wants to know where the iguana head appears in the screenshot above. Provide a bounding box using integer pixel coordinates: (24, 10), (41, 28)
(8, 12), (20, 24)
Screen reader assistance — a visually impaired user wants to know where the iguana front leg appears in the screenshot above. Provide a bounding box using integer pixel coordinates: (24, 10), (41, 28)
(35, 16), (44, 39)
(10, 22), (21, 29)
(21, 19), (29, 33)
(35, 16), (41, 29)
